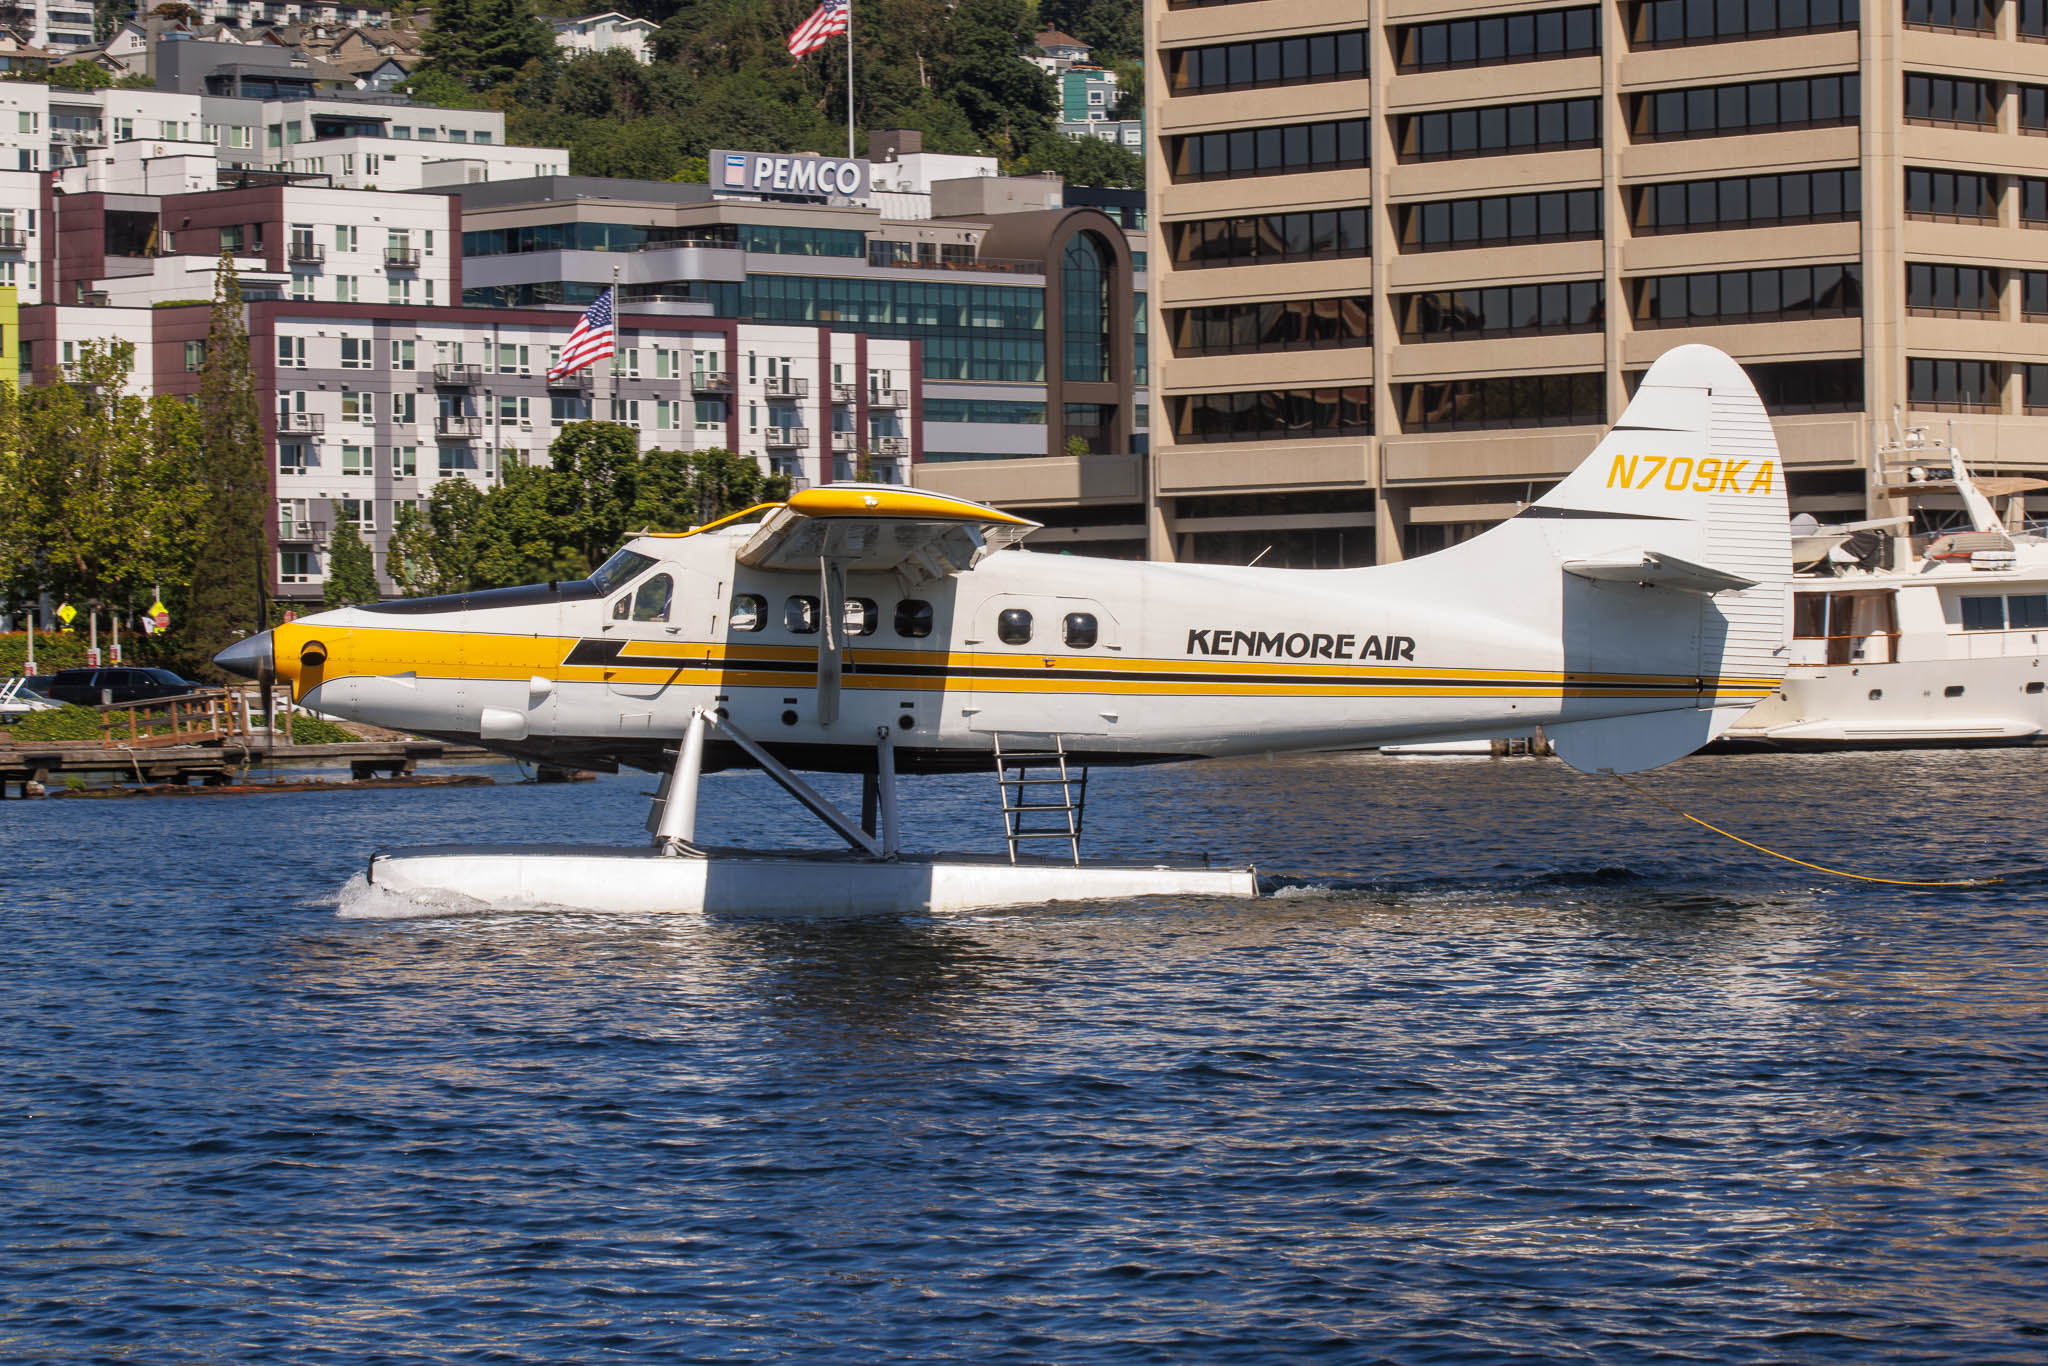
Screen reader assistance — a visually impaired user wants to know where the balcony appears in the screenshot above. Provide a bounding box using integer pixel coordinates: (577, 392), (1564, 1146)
(0, 228), (27, 251)
(436, 415), (483, 439)
(286, 241), (324, 265)
(545, 369), (592, 392)
(690, 370), (731, 393)
(874, 435), (911, 459)
(277, 519), (327, 545)
(384, 246), (420, 270)
(868, 388), (907, 409)
(53, 127), (106, 147)
(831, 382), (857, 405)
(278, 412), (324, 434)
(433, 363), (481, 386)
(764, 375), (809, 398)
(831, 430), (857, 452)
(763, 427), (809, 449)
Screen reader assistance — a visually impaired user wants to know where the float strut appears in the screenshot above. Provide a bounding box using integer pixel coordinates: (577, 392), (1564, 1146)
(651, 707), (708, 854)
(712, 714), (884, 859)
(876, 725), (900, 858)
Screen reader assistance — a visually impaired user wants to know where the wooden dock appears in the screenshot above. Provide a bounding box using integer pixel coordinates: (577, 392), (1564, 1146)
(0, 690), (491, 798)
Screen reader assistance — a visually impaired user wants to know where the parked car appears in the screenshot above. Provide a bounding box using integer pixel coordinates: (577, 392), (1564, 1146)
(45, 667), (204, 706)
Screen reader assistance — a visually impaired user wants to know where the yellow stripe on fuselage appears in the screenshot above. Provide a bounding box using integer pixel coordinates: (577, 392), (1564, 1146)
(270, 621), (1777, 706)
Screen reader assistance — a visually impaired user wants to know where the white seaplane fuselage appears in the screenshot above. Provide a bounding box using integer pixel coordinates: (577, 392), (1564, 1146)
(235, 345), (1793, 783)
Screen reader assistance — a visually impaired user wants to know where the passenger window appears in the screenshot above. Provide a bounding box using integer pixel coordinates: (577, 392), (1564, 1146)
(2029, 682), (2045, 695)
(631, 574), (673, 622)
(784, 595), (820, 634)
(1063, 612), (1098, 648)
(846, 597), (878, 636)
(2009, 594), (2048, 629)
(729, 593), (765, 631)
(997, 608), (1033, 645)
(894, 599), (933, 638)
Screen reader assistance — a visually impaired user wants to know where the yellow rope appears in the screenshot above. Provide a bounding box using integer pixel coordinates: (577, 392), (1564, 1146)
(1611, 774), (2000, 887)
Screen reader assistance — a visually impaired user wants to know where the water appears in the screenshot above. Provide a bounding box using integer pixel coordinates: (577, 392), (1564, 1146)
(4, 750), (2048, 1362)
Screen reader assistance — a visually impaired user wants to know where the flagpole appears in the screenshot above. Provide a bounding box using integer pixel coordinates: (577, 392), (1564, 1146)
(844, 1), (854, 159)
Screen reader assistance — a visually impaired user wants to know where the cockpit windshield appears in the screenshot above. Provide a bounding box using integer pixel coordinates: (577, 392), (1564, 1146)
(589, 548), (658, 596)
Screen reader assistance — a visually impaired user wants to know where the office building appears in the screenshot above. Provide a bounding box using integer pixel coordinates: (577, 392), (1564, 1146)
(1109, 0), (2048, 567)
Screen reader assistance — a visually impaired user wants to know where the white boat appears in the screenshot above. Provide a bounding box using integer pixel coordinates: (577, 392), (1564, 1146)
(0, 676), (57, 722)
(1722, 425), (2048, 750)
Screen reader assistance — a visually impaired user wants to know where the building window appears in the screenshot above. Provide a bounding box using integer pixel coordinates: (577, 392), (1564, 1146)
(1398, 373), (1604, 433)
(276, 335), (305, 368)
(1629, 0), (1860, 47)
(695, 397), (726, 431)
(1738, 358), (1865, 414)
(2027, 178), (2048, 224)
(2023, 84), (2048, 134)
(1060, 231), (1112, 382)
(1909, 358), (2000, 412)
(1631, 168), (1861, 234)
(1169, 295), (1372, 355)
(2028, 0), (2048, 39)
(394, 446), (417, 477)
(1167, 118), (1368, 182)
(341, 445), (371, 476)
(278, 442), (310, 474)
(335, 275), (358, 302)
(183, 340), (206, 371)
(1633, 264), (1862, 328)
(1905, 168), (1997, 222)
(1399, 188), (1601, 251)
(1165, 208), (1369, 269)
(393, 392), (417, 423)
(1397, 6), (1599, 72)
(551, 396), (591, 423)
(1908, 263), (1999, 317)
(1631, 74), (1859, 142)
(1170, 387), (1373, 443)
(2025, 271), (2048, 318)
(2025, 364), (2048, 412)
(1165, 29), (1368, 94)
(338, 497), (375, 531)
(1398, 281), (1604, 343)
(339, 335), (371, 368)
(341, 389), (374, 422)
(1904, 73), (1997, 127)
(279, 550), (317, 584)
(390, 338), (414, 369)
(1905, 0), (1995, 33)
(1398, 98), (1598, 162)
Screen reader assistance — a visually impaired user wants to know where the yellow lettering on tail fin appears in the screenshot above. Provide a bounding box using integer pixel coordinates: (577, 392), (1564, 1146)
(1605, 454), (1637, 489)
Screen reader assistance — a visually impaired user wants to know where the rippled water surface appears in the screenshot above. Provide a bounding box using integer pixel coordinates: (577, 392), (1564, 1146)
(6, 750), (2048, 1362)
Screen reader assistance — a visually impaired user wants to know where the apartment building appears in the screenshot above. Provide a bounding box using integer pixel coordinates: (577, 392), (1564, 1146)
(23, 180), (925, 601)
(446, 162), (1147, 508)
(1110, 0), (2048, 567)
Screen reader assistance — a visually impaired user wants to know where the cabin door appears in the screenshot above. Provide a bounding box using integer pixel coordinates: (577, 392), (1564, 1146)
(965, 594), (1118, 736)
(599, 565), (721, 719)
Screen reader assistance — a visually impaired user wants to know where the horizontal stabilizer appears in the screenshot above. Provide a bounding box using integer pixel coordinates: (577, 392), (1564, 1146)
(1561, 550), (1757, 595)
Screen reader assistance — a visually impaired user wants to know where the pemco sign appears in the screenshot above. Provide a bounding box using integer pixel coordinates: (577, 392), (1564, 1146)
(712, 149), (870, 200)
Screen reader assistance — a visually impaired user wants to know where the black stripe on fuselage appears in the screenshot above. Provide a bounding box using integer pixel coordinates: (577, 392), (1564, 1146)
(562, 639), (1709, 693)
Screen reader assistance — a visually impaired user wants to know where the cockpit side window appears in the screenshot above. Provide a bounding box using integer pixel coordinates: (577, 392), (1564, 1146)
(631, 574), (673, 622)
(589, 548), (657, 595)
(612, 594), (630, 620)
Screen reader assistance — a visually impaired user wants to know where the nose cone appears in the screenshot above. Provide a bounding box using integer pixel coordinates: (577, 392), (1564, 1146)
(214, 630), (274, 681)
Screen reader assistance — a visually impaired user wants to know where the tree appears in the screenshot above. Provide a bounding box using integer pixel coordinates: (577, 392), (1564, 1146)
(388, 478), (487, 596)
(1016, 129), (1143, 188)
(181, 254), (270, 680)
(323, 521), (381, 608)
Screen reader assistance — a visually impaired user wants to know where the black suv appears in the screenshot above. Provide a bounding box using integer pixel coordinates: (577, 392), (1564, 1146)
(46, 667), (203, 706)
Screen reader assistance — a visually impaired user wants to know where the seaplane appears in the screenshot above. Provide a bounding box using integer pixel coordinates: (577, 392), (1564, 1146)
(219, 345), (1793, 915)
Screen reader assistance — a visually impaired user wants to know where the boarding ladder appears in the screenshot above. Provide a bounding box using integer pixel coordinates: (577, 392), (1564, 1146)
(992, 734), (1088, 866)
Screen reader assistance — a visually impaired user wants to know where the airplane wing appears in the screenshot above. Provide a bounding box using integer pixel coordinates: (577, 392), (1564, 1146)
(736, 485), (1039, 585)
(732, 485), (1042, 726)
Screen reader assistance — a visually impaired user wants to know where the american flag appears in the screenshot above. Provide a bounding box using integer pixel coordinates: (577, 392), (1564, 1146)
(547, 287), (616, 381)
(787, 0), (849, 60)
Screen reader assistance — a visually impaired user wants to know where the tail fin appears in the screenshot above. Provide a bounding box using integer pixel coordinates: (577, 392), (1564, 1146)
(1521, 345), (1791, 772)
